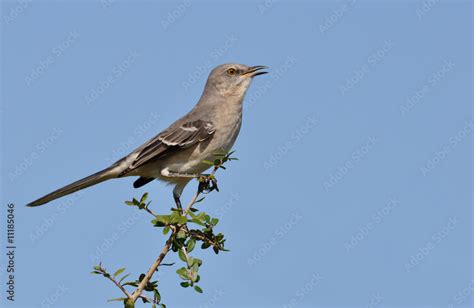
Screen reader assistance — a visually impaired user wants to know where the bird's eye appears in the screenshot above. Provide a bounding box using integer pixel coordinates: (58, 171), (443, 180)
(226, 68), (237, 76)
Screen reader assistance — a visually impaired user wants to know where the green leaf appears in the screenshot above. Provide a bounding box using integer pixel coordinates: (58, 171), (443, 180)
(194, 285), (203, 293)
(178, 249), (187, 262)
(152, 215), (171, 226)
(140, 192), (149, 203)
(170, 212), (187, 225)
(189, 219), (206, 226)
(195, 197), (206, 203)
(192, 258), (202, 267)
(187, 238), (196, 253)
(113, 268), (126, 277)
(176, 267), (189, 280)
(122, 281), (139, 287)
(125, 201), (135, 206)
(160, 262), (175, 267)
(176, 230), (187, 239)
(211, 218), (219, 226)
(202, 160), (214, 165)
(163, 226), (170, 235)
(107, 297), (127, 302)
(119, 273), (131, 284)
(180, 282), (190, 288)
(177, 216), (188, 225)
(154, 289), (161, 303)
(186, 256), (194, 268)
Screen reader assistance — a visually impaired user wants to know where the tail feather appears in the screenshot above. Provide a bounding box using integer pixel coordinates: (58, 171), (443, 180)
(27, 166), (118, 207)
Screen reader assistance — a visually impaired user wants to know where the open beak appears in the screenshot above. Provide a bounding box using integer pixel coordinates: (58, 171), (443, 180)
(242, 65), (269, 77)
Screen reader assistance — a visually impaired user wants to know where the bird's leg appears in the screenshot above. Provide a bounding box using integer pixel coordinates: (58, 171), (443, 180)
(173, 185), (184, 211)
(173, 191), (182, 210)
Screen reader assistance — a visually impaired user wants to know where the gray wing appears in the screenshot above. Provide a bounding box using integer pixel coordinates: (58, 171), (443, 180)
(118, 119), (215, 176)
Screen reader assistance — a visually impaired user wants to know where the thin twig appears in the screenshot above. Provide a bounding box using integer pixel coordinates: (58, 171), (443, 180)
(183, 166), (219, 215)
(104, 272), (132, 298)
(144, 206), (158, 217)
(130, 234), (174, 303)
(125, 164), (223, 306)
(138, 294), (157, 305)
(183, 188), (201, 216)
(181, 245), (190, 261)
(187, 230), (219, 247)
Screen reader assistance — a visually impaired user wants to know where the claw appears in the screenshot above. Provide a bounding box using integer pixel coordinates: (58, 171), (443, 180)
(198, 174), (219, 193)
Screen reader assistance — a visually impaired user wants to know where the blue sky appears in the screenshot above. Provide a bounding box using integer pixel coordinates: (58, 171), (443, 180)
(1, 1), (472, 307)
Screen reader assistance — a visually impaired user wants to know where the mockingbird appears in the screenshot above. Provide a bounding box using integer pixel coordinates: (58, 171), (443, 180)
(27, 63), (268, 207)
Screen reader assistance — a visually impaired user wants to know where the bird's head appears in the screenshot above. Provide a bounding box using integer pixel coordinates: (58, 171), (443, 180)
(205, 63), (268, 97)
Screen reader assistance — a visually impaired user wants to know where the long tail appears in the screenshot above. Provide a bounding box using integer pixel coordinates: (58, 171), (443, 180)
(27, 166), (119, 207)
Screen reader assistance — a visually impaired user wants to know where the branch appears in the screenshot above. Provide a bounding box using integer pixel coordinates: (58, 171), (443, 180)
(101, 267), (132, 298)
(144, 206), (158, 217)
(107, 275), (132, 299)
(130, 234), (174, 303)
(94, 151), (237, 307)
(130, 166), (221, 305)
(183, 166), (219, 215)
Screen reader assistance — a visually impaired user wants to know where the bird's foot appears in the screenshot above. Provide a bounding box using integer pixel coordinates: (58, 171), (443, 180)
(198, 174), (219, 193)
